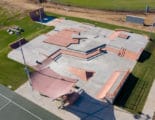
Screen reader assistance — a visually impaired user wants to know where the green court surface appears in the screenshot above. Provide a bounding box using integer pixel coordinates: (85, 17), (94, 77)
(0, 85), (62, 120)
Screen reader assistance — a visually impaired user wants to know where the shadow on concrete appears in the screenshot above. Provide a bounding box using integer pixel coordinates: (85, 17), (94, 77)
(114, 74), (138, 107)
(138, 50), (151, 62)
(64, 91), (116, 120)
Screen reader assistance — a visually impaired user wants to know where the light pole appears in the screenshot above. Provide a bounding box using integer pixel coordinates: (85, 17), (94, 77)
(149, 18), (155, 41)
(8, 26), (32, 86)
(37, 0), (45, 23)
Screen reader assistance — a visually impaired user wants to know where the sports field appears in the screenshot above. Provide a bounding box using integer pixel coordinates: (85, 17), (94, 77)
(51, 0), (155, 11)
(0, 85), (61, 120)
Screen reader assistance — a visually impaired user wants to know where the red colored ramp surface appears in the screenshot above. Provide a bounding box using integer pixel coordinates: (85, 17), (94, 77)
(34, 46), (142, 71)
(106, 70), (130, 98)
(34, 49), (103, 70)
(31, 68), (77, 99)
(44, 29), (80, 47)
(118, 33), (129, 39)
(96, 71), (121, 99)
(96, 70), (130, 100)
(102, 46), (142, 61)
(123, 48), (143, 61)
(68, 67), (94, 81)
(108, 31), (122, 40)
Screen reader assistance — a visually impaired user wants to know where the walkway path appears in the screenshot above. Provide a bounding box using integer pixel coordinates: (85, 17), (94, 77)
(15, 81), (136, 120)
(142, 79), (155, 119)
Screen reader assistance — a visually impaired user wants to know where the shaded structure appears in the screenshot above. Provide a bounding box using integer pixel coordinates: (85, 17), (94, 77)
(29, 8), (55, 23)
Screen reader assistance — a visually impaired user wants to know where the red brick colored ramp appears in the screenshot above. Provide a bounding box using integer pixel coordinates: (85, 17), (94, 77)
(101, 46), (142, 61)
(34, 46), (142, 71)
(102, 46), (119, 54)
(96, 71), (121, 99)
(31, 68), (77, 99)
(108, 31), (122, 40)
(48, 48), (102, 61)
(124, 48), (144, 61)
(106, 70), (130, 98)
(44, 29), (80, 47)
(34, 48), (103, 70)
(68, 67), (94, 81)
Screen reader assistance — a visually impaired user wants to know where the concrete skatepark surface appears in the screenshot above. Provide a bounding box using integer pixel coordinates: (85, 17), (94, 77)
(8, 19), (149, 119)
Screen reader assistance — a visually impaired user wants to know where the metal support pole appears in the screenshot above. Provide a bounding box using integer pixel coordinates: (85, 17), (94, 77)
(150, 18), (155, 40)
(17, 32), (32, 86)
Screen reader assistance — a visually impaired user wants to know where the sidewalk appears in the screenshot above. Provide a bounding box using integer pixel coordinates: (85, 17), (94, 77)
(143, 79), (155, 119)
(15, 81), (136, 120)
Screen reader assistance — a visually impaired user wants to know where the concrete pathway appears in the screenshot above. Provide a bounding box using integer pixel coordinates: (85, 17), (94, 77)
(15, 81), (136, 120)
(142, 80), (155, 119)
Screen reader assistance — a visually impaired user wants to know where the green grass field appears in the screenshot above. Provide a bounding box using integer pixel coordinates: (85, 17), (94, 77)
(50, 0), (155, 11)
(0, 7), (53, 90)
(0, 5), (155, 114)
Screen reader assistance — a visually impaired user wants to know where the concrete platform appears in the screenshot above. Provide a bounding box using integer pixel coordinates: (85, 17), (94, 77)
(8, 35), (60, 66)
(49, 52), (136, 102)
(8, 19), (149, 118)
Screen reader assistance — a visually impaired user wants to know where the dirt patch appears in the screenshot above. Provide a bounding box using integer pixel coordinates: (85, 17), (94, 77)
(1, 0), (155, 32)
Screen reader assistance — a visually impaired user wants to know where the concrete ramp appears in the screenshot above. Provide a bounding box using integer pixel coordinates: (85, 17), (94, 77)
(68, 67), (94, 81)
(31, 68), (77, 100)
(96, 70), (130, 102)
(108, 31), (122, 40)
(44, 29), (80, 47)
(96, 71), (121, 99)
